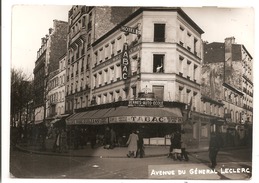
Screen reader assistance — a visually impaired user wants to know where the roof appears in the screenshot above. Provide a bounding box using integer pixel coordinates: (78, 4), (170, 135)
(203, 42), (244, 63)
(92, 7), (204, 46)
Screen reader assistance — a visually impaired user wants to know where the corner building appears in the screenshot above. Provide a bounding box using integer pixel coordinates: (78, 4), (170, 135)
(67, 7), (206, 147)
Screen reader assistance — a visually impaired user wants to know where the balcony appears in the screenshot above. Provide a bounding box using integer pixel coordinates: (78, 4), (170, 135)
(70, 28), (87, 46)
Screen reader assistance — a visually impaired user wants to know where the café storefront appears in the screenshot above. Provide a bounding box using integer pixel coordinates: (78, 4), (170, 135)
(66, 100), (184, 146)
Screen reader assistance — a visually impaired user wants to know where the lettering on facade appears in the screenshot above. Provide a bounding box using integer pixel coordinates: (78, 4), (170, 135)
(109, 116), (182, 123)
(120, 25), (138, 34)
(128, 100), (164, 107)
(72, 118), (108, 125)
(121, 43), (130, 80)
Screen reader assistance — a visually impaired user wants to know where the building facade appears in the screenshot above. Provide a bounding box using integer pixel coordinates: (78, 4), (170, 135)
(201, 37), (253, 147)
(65, 6), (136, 114)
(66, 7), (213, 148)
(46, 54), (67, 120)
(33, 20), (68, 124)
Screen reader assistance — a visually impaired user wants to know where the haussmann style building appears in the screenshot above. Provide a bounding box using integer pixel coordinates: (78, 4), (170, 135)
(201, 37), (253, 147)
(66, 7), (213, 149)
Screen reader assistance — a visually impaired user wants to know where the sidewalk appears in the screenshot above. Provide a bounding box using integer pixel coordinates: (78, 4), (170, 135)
(15, 138), (209, 158)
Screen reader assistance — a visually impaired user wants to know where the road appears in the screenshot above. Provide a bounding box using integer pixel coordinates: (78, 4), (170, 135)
(10, 148), (252, 180)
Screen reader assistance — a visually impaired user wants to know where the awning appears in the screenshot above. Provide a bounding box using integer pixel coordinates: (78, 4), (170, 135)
(66, 106), (182, 125)
(66, 108), (110, 125)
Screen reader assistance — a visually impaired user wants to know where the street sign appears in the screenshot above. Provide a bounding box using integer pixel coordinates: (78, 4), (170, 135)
(120, 25), (138, 34)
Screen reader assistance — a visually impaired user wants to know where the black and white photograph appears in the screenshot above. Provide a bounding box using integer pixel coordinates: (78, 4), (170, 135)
(1, 0), (258, 182)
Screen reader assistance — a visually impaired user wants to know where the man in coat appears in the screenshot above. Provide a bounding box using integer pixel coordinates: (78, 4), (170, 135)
(126, 130), (139, 158)
(209, 131), (223, 169)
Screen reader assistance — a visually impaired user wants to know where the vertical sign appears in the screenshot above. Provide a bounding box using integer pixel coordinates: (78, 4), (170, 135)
(121, 43), (130, 80)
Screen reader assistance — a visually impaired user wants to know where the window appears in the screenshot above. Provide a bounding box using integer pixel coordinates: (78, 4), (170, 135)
(193, 65), (198, 82)
(153, 85), (164, 100)
(194, 38), (198, 55)
(201, 123), (209, 138)
(154, 24), (165, 42)
(111, 40), (115, 56)
(132, 86), (137, 99)
(153, 54), (164, 73)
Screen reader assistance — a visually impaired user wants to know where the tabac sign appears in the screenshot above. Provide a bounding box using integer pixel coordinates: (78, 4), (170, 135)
(121, 43), (130, 80)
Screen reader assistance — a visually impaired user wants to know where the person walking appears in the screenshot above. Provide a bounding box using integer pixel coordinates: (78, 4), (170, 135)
(60, 128), (68, 153)
(126, 130), (139, 158)
(170, 130), (182, 160)
(104, 127), (111, 149)
(136, 130), (144, 158)
(110, 128), (116, 149)
(52, 128), (61, 152)
(181, 130), (189, 161)
(209, 131), (223, 169)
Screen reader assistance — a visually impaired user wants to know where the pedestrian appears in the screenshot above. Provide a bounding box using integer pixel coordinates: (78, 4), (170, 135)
(74, 126), (81, 150)
(181, 130), (189, 161)
(170, 130), (182, 160)
(60, 128), (68, 153)
(52, 128), (61, 152)
(40, 124), (48, 151)
(90, 130), (97, 149)
(136, 130), (144, 158)
(103, 127), (111, 149)
(209, 131), (223, 169)
(110, 128), (116, 149)
(126, 130), (139, 158)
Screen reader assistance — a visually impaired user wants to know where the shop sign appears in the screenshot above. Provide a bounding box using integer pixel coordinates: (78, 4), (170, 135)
(120, 25), (138, 34)
(72, 118), (108, 125)
(109, 116), (182, 123)
(121, 43), (130, 80)
(128, 100), (163, 107)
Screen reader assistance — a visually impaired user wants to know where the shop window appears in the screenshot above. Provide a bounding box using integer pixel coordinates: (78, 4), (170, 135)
(153, 85), (164, 100)
(154, 24), (165, 42)
(193, 122), (198, 139)
(201, 123), (208, 138)
(153, 54), (164, 73)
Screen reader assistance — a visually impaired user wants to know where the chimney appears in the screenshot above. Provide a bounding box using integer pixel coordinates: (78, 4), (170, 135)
(224, 36), (235, 63)
(224, 37), (235, 83)
(41, 37), (46, 46)
(49, 28), (53, 34)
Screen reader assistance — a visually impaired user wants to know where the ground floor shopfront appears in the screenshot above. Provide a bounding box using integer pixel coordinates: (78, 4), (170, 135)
(66, 101), (184, 147)
(65, 101), (252, 150)
(184, 111), (253, 150)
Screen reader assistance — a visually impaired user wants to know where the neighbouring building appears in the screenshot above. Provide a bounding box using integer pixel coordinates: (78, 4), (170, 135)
(33, 20), (68, 124)
(201, 37), (253, 147)
(65, 6), (137, 114)
(66, 7), (208, 149)
(46, 54), (67, 121)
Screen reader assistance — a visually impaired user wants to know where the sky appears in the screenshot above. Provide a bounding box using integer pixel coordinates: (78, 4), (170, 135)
(10, 5), (255, 78)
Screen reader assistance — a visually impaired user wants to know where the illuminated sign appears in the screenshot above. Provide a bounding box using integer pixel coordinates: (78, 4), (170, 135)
(120, 25), (138, 34)
(121, 43), (130, 80)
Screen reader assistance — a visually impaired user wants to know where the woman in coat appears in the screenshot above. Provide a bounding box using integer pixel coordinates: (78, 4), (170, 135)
(126, 130), (139, 158)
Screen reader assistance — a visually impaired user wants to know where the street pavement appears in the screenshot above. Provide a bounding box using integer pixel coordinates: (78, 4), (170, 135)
(9, 138), (253, 180)
(15, 137), (207, 158)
